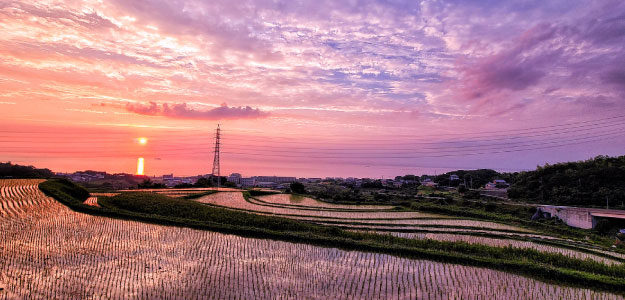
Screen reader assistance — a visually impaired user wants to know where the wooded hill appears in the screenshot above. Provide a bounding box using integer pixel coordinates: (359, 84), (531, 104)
(507, 155), (625, 208)
(0, 162), (54, 179)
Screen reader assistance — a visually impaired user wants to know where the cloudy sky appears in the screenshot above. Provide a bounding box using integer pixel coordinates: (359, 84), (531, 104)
(1, 0), (624, 177)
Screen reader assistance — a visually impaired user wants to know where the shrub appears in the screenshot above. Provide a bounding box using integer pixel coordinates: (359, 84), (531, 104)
(594, 219), (614, 235)
(290, 182), (306, 194)
(463, 190), (481, 199)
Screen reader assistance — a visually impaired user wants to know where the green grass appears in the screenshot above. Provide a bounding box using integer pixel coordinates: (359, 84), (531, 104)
(181, 190), (219, 200)
(247, 190), (281, 196)
(39, 179), (625, 294)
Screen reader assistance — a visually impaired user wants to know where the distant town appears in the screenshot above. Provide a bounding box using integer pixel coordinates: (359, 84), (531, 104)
(55, 169), (509, 191)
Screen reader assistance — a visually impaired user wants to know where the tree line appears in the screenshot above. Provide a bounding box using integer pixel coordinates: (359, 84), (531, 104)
(0, 162), (54, 178)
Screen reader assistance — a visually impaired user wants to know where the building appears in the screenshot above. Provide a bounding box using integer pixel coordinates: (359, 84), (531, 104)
(256, 181), (278, 188)
(253, 176), (297, 184)
(537, 205), (625, 229)
(227, 173), (242, 184)
(240, 177), (256, 188)
(449, 174), (460, 181)
(421, 178), (438, 187)
(161, 174), (175, 186)
(485, 179), (509, 190)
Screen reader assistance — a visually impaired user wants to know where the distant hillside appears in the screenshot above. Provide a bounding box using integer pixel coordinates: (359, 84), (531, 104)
(508, 155), (625, 208)
(0, 162), (54, 178)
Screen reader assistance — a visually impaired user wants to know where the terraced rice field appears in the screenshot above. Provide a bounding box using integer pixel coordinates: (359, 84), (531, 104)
(197, 192), (625, 265)
(1, 179), (623, 299)
(198, 192), (531, 232)
(198, 192), (448, 219)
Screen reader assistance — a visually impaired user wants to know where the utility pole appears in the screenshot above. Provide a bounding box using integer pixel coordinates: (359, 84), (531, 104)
(211, 124), (221, 189)
(540, 176), (545, 204)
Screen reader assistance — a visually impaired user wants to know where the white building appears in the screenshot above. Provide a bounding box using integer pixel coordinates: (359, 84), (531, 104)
(240, 177), (256, 187)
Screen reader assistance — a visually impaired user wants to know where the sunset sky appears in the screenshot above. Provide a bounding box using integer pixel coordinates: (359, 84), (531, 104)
(1, 0), (624, 177)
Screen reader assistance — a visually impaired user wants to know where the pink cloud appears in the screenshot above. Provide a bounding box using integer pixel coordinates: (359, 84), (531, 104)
(125, 102), (269, 120)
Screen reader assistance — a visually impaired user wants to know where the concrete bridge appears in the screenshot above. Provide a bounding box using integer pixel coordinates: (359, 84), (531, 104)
(537, 205), (625, 229)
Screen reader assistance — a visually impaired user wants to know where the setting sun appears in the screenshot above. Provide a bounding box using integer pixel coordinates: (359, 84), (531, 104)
(138, 137), (148, 145)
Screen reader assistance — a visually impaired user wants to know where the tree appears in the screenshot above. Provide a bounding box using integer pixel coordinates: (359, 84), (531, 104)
(223, 181), (237, 188)
(195, 177), (213, 187)
(361, 180), (384, 189)
(137, 179), (165, 189)
(457, 184), (467, 194)
(289, 182), (306, 194)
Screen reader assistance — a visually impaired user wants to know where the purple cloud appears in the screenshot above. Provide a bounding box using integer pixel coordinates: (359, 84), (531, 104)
(602, 69), (625, 87)
(457, 23), (560, 100)
(125, 102), (269, 120)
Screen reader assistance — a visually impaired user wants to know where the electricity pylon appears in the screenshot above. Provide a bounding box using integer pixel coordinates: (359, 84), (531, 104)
(211, 124), (221, 188)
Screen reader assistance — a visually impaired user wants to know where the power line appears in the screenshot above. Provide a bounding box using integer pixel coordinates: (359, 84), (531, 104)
(2, 113), (625, 144)
(2, 129), (622, 159)
(2, 117), (625, 149)
(2, 122), (623, 154)
(217, 131), (625, 159)
(227, 113), (625, 138)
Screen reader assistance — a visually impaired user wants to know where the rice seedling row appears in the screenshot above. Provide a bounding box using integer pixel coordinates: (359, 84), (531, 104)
(84, 197), (99, 207)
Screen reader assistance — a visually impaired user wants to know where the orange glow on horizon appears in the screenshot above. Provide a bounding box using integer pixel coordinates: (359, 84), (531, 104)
(136, 157), (144, 175)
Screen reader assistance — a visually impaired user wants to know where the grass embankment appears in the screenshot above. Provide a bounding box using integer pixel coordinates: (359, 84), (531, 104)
(182, 191), (219, 200)
(246, 193), (403, 212)
(247, 190), (280, 196)
(39, 179), (625, 294)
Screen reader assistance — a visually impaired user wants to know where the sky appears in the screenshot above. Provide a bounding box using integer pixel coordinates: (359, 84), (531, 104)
(1, 0), (625, 178)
